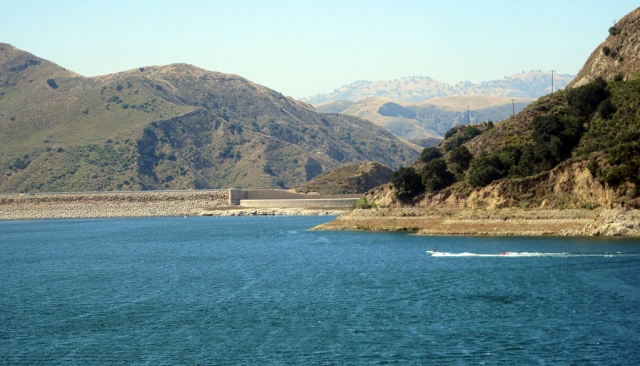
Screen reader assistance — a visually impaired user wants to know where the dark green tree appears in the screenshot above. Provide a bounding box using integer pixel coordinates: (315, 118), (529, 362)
(566, 77), (609, 117)
(420, 147), (442, 163)
(448, 146), (473, 170)
(467, 155), (507, 187)
(46, 79), (58, 89)
(391, 167), (424, 199)
(421, 158), (455, 192)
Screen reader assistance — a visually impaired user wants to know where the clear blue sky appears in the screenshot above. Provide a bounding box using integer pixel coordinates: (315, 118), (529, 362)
(1, 1), (637, 98)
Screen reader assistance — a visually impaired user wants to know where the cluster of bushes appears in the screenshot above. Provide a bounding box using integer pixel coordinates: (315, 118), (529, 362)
(352, 196), (377, 209)
(443, 125), (481, 151)
(590, 143), (640, 186)
(9, 155), (31, 171)
(391, 76), (630, 198)
(467, 77), (611, 187)
(579, 77), (640, 186)
(392, 146), (469, 199)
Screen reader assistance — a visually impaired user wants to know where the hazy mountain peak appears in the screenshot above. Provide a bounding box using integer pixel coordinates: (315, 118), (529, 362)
(301, 72), (575, 105)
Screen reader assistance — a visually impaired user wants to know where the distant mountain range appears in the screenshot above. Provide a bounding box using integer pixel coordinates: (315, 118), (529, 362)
(314, 96), (532, 144)
(0, 43), (420, 193)
(301, 72), (575, 105)
(303, 72), (574, 144)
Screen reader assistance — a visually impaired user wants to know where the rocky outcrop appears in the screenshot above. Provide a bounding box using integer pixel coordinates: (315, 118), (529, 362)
(466, 160), (632, 210)
(569, 7), (640, 87)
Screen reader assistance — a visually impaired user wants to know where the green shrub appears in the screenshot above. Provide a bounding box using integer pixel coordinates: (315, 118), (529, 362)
(448, 146), (473, 170)
(602, 46), (611, 56)
(587, 158), (599, 177)
(352, 196), (376, 209)
(597, 98), (617, 119)
(443, 125), (482, 151)
(609, 26), (621, 36)
(584, 202), (598, 210)
(46, 79), (58, 89)
(9, 157), (30, 170)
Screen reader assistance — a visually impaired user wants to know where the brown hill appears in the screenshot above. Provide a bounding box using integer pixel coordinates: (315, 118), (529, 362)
(313, 100), (354, 114)
(293, 161), (393, 195)
(0, 43), (420, 193)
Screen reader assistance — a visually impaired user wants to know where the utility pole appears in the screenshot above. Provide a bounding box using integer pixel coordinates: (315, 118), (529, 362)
(512, 99), (515, 117)
(467, 105), (470, 124)
(550, 70), (556, 93)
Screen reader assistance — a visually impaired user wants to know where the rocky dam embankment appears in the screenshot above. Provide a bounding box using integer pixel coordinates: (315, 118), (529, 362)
(0, 190), (349, 220)
(0, 191), (229, 219)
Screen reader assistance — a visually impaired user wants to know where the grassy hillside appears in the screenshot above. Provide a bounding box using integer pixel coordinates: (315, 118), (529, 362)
(314, 100), (354, 114)
(383, 75), (639, 208)
(378, 8), (640, 209)
(0, 43), (420, 193)
(293, 161), (393, 194)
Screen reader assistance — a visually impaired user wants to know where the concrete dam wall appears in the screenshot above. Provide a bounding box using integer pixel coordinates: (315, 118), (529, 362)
(229, 189), (361, 208)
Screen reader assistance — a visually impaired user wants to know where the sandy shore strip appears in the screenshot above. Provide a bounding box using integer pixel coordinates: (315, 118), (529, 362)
(199, 208), (346, 216)
(313, 208), (640, 237)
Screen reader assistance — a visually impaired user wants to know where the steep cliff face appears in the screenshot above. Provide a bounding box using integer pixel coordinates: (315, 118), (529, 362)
(569, 7), (640, 87)
(465, 160), (635, 210)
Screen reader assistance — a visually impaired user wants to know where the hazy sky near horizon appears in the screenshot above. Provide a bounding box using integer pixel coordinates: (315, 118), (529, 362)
(1, 1), (637, 98)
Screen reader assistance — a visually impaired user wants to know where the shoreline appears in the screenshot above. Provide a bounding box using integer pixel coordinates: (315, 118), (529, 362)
(4, 192), (639, 237)
(312, 208), (640, 237)
(0, 191), (346, 220)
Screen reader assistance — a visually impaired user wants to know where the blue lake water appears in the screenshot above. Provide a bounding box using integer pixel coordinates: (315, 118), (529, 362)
(1, 216), (640, 365)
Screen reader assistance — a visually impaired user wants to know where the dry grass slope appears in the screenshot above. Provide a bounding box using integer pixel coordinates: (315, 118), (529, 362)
(0, 44), (420, 193)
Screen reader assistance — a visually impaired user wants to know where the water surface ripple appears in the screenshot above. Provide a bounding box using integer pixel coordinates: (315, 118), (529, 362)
(1, 217), (639, 364)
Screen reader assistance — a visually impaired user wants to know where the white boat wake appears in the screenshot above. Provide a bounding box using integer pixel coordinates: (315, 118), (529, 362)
(426, 250), (638, 258)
